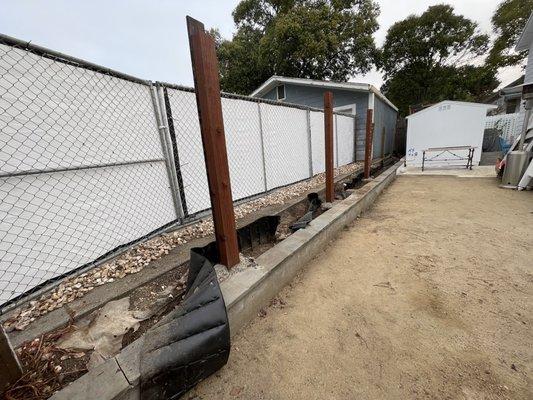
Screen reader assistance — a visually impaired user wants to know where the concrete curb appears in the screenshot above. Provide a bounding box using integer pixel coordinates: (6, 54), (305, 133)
(50, 159), (403, 400)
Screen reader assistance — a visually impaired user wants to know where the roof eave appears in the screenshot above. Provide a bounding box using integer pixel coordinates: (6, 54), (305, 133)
(250, 76), (398, 112)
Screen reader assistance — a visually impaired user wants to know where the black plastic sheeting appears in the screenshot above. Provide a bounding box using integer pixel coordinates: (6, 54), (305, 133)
(193, 215), (281, 264)
(290, 193), (322, 231)
(139, 249), (230, 399)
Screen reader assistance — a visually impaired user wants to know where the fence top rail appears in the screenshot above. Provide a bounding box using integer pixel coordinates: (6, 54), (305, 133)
(157, 81), (357, 118)
(0, 33), (151, 86)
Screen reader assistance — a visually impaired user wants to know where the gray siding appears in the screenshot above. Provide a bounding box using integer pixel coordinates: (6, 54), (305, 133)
(373, 96), (398, 158)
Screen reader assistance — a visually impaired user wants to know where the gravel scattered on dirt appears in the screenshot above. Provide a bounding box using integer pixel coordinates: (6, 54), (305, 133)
(3, 162), (362, 332)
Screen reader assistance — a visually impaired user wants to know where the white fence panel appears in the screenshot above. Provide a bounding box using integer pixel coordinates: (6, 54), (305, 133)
(310, 111), (325, 175)
(336, 115), (355, 166)
(485, 113), (524, 146)
(0, 162), (176, 303)
(222, 98), (265, 200)
(260, 103), (310, 189)
(165, 89), (210, 214)
(0, 44), (162, 173)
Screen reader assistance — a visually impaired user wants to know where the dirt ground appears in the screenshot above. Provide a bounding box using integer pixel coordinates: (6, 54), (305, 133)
(189, 175), (532, 400)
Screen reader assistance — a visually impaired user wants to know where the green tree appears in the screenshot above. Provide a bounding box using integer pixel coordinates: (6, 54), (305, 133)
(216, 0), (380, 94)
(379, 5), (498, 115)
(487, 0), (533, 68)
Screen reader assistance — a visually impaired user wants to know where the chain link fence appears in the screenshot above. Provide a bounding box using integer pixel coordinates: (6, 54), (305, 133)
(0, 34), (359, 307)
(485, 112), (525, 148)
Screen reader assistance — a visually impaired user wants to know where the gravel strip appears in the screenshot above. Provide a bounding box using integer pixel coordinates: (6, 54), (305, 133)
(3, 162), (362, 332)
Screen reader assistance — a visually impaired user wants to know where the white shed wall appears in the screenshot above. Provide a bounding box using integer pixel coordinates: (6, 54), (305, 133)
(406, 102), (491, 167)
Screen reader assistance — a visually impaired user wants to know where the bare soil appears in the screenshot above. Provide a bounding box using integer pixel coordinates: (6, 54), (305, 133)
(189, 175), (533, 400)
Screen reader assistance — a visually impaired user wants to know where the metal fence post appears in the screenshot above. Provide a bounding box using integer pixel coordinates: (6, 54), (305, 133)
(257, 102), (269, 192)
(306, 108), (313, 177)
(324, 92), (334, 203)
(187, 16), (240, 267)
(149, 84), (185, 220)
(158, 85), (189, 217)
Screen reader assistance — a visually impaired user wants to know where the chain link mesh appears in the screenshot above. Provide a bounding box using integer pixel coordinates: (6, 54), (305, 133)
(0, 37), (359, 306)
(0, 38), (177, 304)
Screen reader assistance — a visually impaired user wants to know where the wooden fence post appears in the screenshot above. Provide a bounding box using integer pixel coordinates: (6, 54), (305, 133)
(186, 16), (240, 267)
(364, 109), (374, 179)
(0, 326), (22, 391)
(381, 126), (386, 168)
(324, 92), (334, 203)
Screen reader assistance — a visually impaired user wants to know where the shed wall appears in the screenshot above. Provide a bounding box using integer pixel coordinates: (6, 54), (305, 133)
(406, 103), (489, 167)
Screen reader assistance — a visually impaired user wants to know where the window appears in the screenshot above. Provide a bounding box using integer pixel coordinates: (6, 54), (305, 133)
(277, 84), (285, 101)
(505, 99), (519, 114)
(334, 104), (356, 115)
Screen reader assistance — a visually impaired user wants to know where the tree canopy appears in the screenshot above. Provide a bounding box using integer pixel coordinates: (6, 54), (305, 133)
(379, 5), (499, 115)
(487, 0), (533, 68)
(215, 0), (380, 94)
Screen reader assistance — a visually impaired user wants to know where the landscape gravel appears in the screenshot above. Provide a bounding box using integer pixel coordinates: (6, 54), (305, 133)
(3, 162), (362, 332)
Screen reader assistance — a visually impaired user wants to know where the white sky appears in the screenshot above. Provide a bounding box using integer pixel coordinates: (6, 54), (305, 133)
(0, 0), (524, 91)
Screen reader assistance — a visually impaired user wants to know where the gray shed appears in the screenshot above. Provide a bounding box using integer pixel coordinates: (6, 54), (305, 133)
(250, 76), (399, 159)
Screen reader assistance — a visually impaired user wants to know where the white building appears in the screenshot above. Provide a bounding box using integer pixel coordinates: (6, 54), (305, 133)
(405, 101), (496, 168)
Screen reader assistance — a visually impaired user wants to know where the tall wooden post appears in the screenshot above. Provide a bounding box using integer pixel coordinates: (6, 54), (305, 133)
(364, 109), (374, 179)
(324, 92), (334, 203)
(186, 16), (240, 267)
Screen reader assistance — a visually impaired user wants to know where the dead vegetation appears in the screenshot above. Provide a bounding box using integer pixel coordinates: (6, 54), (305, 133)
(2, 325), (89, 400)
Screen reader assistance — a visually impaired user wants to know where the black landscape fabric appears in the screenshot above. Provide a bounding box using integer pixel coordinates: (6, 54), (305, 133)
(140, 249), (231, 399)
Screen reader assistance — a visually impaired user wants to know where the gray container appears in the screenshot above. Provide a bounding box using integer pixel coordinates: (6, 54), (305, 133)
(501, 151), (530, 188)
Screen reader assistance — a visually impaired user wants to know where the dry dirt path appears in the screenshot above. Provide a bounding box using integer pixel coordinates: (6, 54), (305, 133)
(190, 175), (533, 400)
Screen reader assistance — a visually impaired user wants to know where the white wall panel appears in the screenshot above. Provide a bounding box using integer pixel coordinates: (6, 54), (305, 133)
(0, 44), (162, 173)
(310, 111), (325, 175)
(165, 89), (210, 214)
(336, 115), (355, 166)
(406, 101), (493, 167)
(222, 98), (265, 200)
(260, 103), (310, 189)
(0, 162), (176, 303)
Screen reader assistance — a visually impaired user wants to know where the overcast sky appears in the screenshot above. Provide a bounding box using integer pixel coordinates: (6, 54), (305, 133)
(0, 0), (523, 91)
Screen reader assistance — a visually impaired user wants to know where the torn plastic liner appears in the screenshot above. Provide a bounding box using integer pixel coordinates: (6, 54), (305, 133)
(140, 249), (230, 399)
(290, 193), (322, 231)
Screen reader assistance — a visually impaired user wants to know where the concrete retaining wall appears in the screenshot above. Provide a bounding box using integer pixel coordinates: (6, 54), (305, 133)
(50, 159), (403, 400)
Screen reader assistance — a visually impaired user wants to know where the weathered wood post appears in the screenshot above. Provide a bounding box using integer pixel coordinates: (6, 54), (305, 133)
(364, 109), (374, 179)
(186, 16), (240, 267)
(324, 91), (334, 203)
(0, 326), (22, 391)
(380, 126), (386, 168)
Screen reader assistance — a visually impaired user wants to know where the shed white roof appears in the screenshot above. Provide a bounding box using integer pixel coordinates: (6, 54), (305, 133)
(406, 100), (497, 119)
(516, 12), (533, 51)
(250, 76), (398, 111)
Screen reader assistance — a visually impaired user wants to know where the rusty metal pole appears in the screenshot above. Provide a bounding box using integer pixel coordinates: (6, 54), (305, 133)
(186, 16), (240, 267)
(324, 91), (334, 203)
(364, 109), (374, 179)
